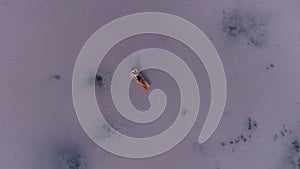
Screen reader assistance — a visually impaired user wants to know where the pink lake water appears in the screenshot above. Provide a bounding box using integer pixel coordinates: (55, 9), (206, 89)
(1, 0), (300, 169)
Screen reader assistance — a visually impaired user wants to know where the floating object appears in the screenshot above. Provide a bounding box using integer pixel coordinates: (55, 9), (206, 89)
(129, 68), (150, 92)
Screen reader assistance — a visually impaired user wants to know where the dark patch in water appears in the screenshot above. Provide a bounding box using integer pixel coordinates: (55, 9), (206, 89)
(222, 10), (267, 46)
(289, 140), (300, 169)
(219, 117), (258, 152)
(53, 74), (61, 80)
(54, 146), (87, 169)
(95, 74), (103, 86)
(95, 72), (111, 89)
(266, 63), (275, 70)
